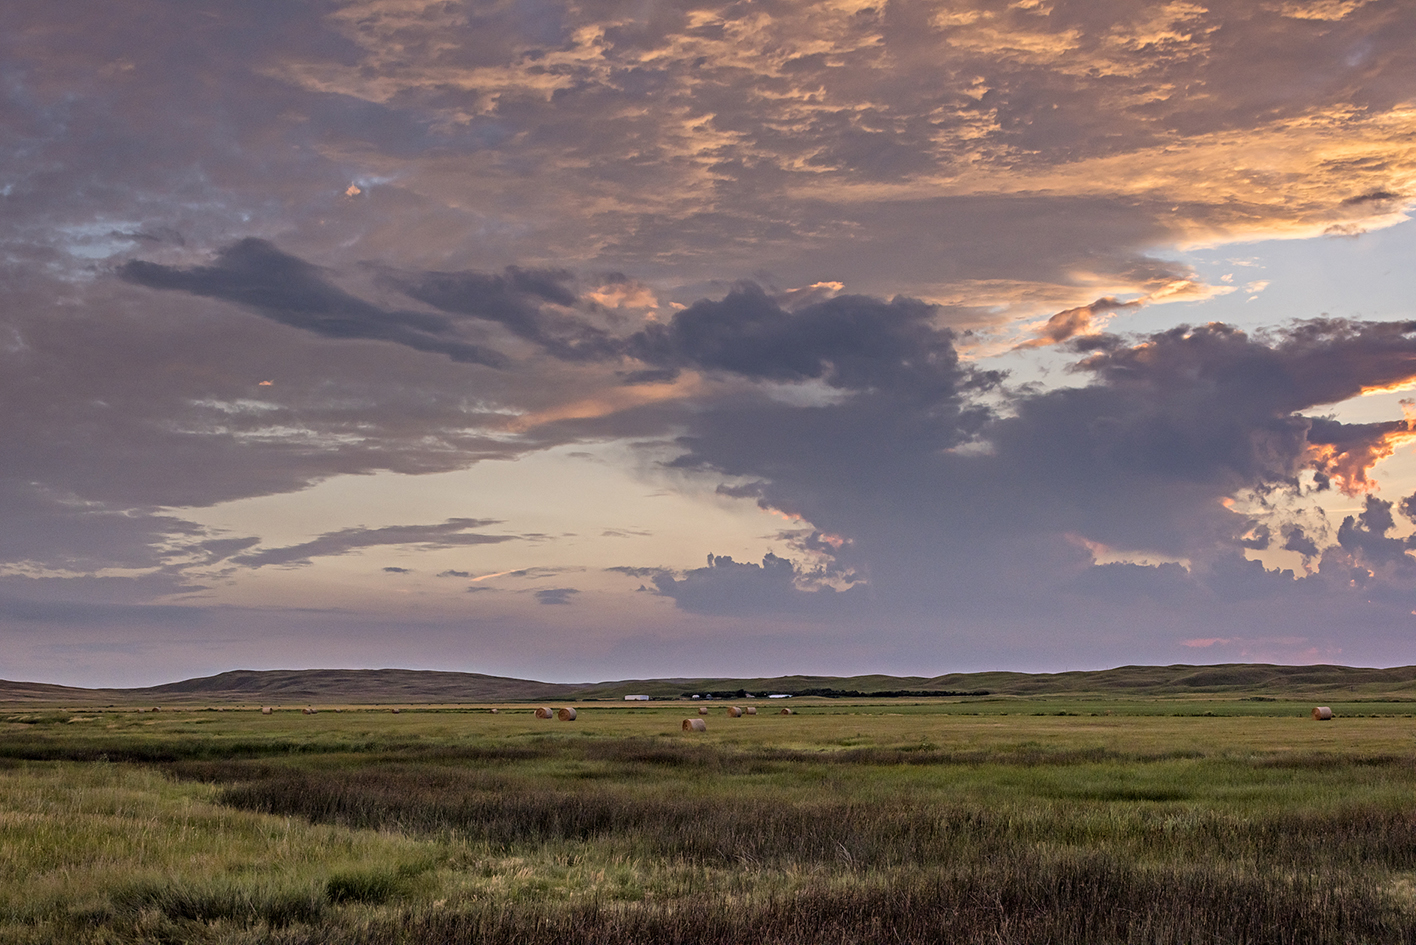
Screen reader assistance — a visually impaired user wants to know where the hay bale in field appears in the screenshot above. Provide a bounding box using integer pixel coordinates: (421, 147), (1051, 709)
(698, 706), (709, 715)
(534, 707), (554, 718)
(727, 706), (743, 717)
(745, 706), (757, 715)
(303, 707), (317, 715)
(683, 718), (707, 732)
(391, 708), (400, 714)
(261, 706), (272, 715)
(557, 707), (577, 721)
(490, 707), (500, 714)
(779, 707), (794, 715)
(1313, 706), (1333, 720)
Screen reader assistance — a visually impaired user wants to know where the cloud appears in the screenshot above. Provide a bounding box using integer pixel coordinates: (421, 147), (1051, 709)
(627, 282), (990, 399)
(386, 265), (619, 361)
(1016, 297), (1144, 348)
(644, 314), (1416, 636)
(1282, 525), (1322, 559)
(1335, 496), (1416, 569)
(119, 239), (509, 367)
(533, 587), (579, 605)
(233, 519), (514, 569)
(644, 553), (866, 617)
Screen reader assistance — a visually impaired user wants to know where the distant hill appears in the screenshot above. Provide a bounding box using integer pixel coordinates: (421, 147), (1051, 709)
(0, 669), (579, 706)
(4, 663), (1416, 706)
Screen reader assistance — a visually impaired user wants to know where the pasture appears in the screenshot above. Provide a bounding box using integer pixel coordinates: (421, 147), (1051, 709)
(3, 696), (1416, 943)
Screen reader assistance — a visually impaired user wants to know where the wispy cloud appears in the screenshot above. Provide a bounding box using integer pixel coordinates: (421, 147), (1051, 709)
(233, 519), (515, 569)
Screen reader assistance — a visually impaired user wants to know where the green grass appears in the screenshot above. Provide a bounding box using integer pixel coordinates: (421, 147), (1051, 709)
(3, 699), (1416, 942)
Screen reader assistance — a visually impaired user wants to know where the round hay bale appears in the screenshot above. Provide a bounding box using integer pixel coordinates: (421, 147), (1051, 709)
(779, 707), (794, 715)
(260, 706), (272, 715)
(698, 706), (709, 715)
(683, 718), (707, 732)
(745, 706), (757, 715)
(489, 707), (500, 714)
(557, 707), (577, 721)
(390, 708), (400, 714)
(534, 707), (554, 719)
(303, 707), (317, 715)
(727, 706), (743, 717)
(1313, 706), (1333, 720)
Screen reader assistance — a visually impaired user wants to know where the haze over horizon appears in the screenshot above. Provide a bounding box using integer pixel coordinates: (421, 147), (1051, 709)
(6, 0), (1416, 688)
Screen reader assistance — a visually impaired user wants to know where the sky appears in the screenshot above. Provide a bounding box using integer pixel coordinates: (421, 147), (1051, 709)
(5, 0), (1416, 687)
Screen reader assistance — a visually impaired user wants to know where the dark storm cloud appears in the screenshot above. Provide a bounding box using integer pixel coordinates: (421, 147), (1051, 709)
(1060, 320), (1416, 500)
(1282, 525), (1322, 559)
(386, 266), (620, 362)
(1336, 497), (1416, 569)
(625, 283), (976, 396)
(233, 519), (514, 569)
(646, 316), (1416, 625)
(119, 240), (508, 367)
(123, 244), (997, 403)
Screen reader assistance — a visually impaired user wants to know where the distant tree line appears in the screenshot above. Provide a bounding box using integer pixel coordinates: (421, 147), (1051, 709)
(681, 689), (991, 699)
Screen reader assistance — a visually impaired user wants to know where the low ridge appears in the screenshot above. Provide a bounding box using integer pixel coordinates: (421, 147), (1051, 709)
(5, 663), (1416, 705)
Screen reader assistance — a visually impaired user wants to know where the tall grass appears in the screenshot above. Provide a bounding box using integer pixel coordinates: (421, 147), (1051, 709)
(0, 762), (435, 944)
(207, 757), (1416, 871)
(5, 706), (1416, 942)
(277, 858), (1410, 945)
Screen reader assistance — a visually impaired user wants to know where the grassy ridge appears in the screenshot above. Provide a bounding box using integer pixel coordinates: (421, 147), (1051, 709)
(9, 662), (1416, 706)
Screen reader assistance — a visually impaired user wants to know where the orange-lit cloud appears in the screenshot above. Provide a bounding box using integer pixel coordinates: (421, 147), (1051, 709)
(1359, 378), (1416, 397)
(1307, 422), (1416, 495)
(505, 372), (705, 432)
(586, 280), (659, 312)
(470, 569), (519, 582)
(251, 0), (1416, 315)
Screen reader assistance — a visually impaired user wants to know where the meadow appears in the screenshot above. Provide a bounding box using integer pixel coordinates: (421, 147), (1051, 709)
(3, 695), (1416, 943)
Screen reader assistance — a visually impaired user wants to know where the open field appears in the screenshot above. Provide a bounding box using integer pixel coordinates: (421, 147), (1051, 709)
(4, 696), (1416, 943)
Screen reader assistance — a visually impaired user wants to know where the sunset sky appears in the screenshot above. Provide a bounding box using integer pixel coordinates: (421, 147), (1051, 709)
(6, 0), (1416, 687)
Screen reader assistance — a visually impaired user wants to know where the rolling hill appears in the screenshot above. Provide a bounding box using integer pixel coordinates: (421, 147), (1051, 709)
(5, 663), (1416, 705)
